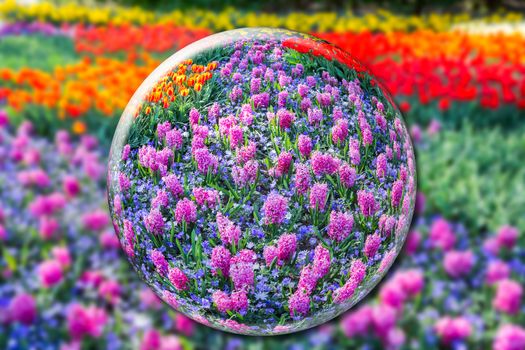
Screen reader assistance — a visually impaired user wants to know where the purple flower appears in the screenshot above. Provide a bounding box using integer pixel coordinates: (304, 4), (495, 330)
(263, 193), (288, 225)
(312, 245), (331, 278)
(8, 293), (37, 325)
(150, 249), (169, 276)
(311, 151), (339, 176)
(493, 279), (522, 315)
(193, 148), (218, 174)
(211, 246), (231, 277)
(294, 163), (311, 195)
(331, 119), (349, 144)
(349, 138), (361, 165)
(277, 233), (297, 261)
(363, 233), (381, 258)
(338, 162), (356, 188)
(307, 107), (323, 125)
(144, 208), (165, 235)
(276, 108), (295, 129)
(434, 317), (472, 345)
(288, 290), (310, 316)
(376, 153), (387, 179)
(357, 190), (377, 217)
(174, 198), (197, 224)
(309, 183), (328, 211)
(327, 211), (354, 242)
(252, 92), (270, 109)
(443, 250), (474, 278)
(216, 213), (241, 246)
(391, 179), (404, 207)
(162, 174), (183, 197)
(168, 267), (189, 291)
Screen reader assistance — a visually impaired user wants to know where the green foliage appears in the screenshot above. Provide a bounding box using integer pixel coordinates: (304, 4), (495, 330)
(0, 34), (78, 71)
(418, 124), (525, 233)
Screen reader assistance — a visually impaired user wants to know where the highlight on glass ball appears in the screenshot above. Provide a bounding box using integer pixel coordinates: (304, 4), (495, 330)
(107, 28), (416, 335)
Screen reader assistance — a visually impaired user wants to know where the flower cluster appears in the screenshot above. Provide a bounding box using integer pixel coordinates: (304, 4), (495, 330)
(108, 29), (415, 335)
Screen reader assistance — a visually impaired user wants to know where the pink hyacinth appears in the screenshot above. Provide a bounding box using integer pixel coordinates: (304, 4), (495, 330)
(231, 290), (249, 312)
(443, 250), (474, 278)
(189, 107), (200, 126)
(294, 163), (311, 195)
(216, 213), (241, 246)
(156, 121), (171, 140)
(51, 246), (72, 269)
(311, 151), (339, 176)
(434, 316), (472, 345)
(277, 233), (297, 261)
(379, 249), (396, 273)
(298, 264), (319, 294)
(174, 198), (197, 224)
(219, 115), (235, 136)
(229, 125), (244, 148)
(328, 211), (354, 242)
(349, 138), (361, 165)
(98, 280), (121, 305)
(39, 216), (59, 239)
(276, 151), (293, 175)
(276, 108), (295, 129)
(379, 282), (406, 309)
(496, 225), (519, 249)
(289, 290), (310, 316)
(193, 187), (219, 207)
(8, 293), (37, 325)
(395, 269), (424, 297)
(493, 324), (525, 350)
(341, 305), (372, 337)
(229, 261), (254, 290)
(38, 259), (63, 287)
(212, 290), (232, 313)
(150, 249), (169, 276)
(237, 141), (256, 164)
(486, 260), (510, 285)
(211, 245), (231, 277)
(391, 180), (404, 207)
(140, 329), (161, 350)
(67, 304), (107, 340)
(174, 314), (195, 336)
(309, 183), (328, 211)
(263, 193), (288, 225)
(338, 162), (356, 188)
(334, 259), (367, 304)
(151, 190), (169, 208)
(357, 190), (377, 217)
(263, 246), (279, 266)
(332, 119), (349, 144)
(118, 173), (131, 192)
(144, 208), (165, 235)
(379, 214), (397, 236)
(364, 233), (381, 258)
(312, 245), (331, 278)
(371, 304), (397, 336)
(121, 144), (131, 161)
(193, 148), (218, 174)
(429, 218), (456, 251)
(168, 267), (189, 291)
(493, 279), (523, 315)
(82, 209), (109, 231)
(162, 174), (183, 197)
(63, 175), (80, 197)
(376, 153), (387, 179)
(307, 107), (323, 125)
(165, 128), (183, 149)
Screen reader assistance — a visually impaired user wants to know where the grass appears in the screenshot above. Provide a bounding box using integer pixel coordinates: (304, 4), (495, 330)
(0, 34), (78, 71)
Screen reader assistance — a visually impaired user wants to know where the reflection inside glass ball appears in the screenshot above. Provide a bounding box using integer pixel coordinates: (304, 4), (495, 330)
(107, 28), (416, 335)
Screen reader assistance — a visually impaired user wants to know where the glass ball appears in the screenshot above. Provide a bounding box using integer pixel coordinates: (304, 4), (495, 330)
(107, 28), (416, 335)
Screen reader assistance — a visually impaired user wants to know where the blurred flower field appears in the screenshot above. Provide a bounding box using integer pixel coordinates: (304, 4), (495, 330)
(0, 2), (524, 350)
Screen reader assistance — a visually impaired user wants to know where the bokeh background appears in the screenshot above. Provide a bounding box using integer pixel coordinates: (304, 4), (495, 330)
(1, 0), (525, 349)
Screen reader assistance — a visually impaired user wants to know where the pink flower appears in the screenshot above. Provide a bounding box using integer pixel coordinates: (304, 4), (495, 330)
(67, 304), (107, 340)
(395, 269), (424, 297)
(404, 230), (421, 255)
(434, 316), (472, 345)
(174, 314), (195, 336)
(189, 108), (200, 126)
(294, 163), (311, 195)
(364, 233), (381, 258)
(82, 210), (109, 231)
(493, 279), (522, 315)
(327, 211), (354, 242)
(312, 245), (331, 278)
(429, 218), (456, 251)
(379, 282), (406, 309)
(391, 180), (404, 207)
(341, 305), (372, 337)
(443, 250), (474, 278)
(263, 246), (279, 266)
(174, 198), (197, 224)
(121, 144), (131, 161)
(140, 329), (161, 350)
(151, 190), (169, 208)
(162, 174), (183, 197)
(51, 246), (72, 269)
(98, 279), (121, 305)
(334, 260), (366, 304)
(276, 151), (293, 175)
(211, 246), (231, 277)
(192, 187), (219, 207)
(496, 225), (519, 250)
(165, 129), (183, 149)
(276, 109), (295, 129)
(486, 260), (510, 285)
(277, 233), (297, 261)
(263, 193), (288, 225)
(493, 324), (525, 350)
(289, 290), (310, 316)
(230, 290), (249, 313)
(338, 162), (356, 188)
(157, 121), (172, 140)
(297, 135), (312, 158)
(229, 125), (244, 148)
(150, 249), (169, 276)
(216, 213), (241, 246)
(236, 141), (256, 164)
(309, 183), (328, 211)
(371, 304), (397, 336)
(331, 119), (348, 144)
(376, 153), (387, 179)
(193, 148), (218, 174)
(161, 335), (182, 350)
(8, 293), (37, 325)
(298, 264), (319, 294)
(38, 260), (63, 287)
(311, 151), (339, 176)
(39, 216), (59, 239)
(349, 138), (361, 165)
(63, 175), (80, 197)
(357, 190), (377, 217)
(379, 249), (396, 273)
(168, 267), (189, 291)
(144, 208), (165, 235)
(229, 261), (254, 290)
